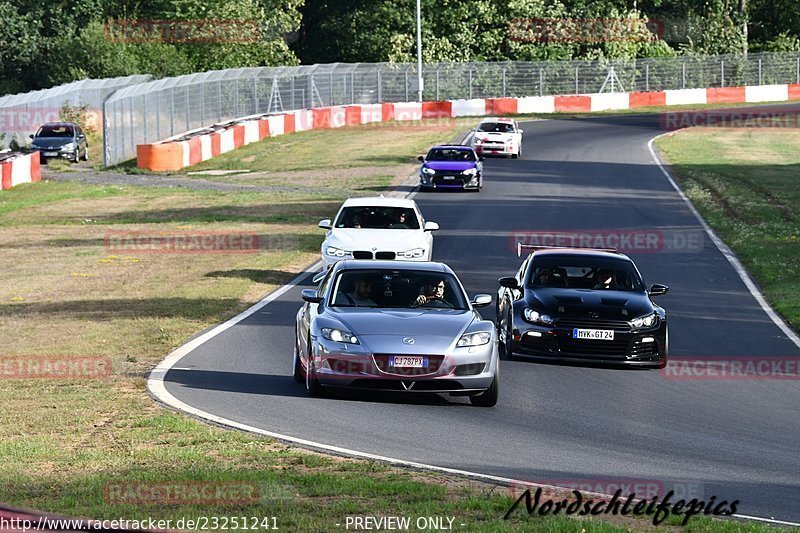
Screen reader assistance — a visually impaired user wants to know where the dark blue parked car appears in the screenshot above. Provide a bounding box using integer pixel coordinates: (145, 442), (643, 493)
(29, 122), (88, 163)
(417, 145), (483, 191)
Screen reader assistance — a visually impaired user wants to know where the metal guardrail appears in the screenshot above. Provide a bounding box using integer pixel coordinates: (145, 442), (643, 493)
(100, 52), (800, 166)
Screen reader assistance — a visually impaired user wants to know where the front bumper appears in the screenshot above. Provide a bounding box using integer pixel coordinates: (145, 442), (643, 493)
(474, 143), (514, 156)
(510, 321), (667, 367)
(313, 338), (497, 392)
(321, 249), (429, 268)
(419, 173), (480, 190)
(34, 148), (76, 160)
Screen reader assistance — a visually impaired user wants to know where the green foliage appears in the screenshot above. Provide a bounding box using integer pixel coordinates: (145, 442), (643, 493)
(59, 103), (95, 133)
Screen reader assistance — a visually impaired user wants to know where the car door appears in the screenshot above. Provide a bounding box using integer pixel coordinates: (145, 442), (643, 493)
(299, 269), (333, 362)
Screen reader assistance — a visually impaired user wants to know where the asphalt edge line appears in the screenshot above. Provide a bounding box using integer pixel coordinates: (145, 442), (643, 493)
(144, 126), (800, 528)
(647, 135), (800, 349)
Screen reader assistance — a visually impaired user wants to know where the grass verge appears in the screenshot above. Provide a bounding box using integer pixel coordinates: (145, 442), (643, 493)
(655, 127), (800, 331)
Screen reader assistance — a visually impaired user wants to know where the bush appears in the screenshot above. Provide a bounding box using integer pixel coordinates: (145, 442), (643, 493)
(59, 103), (95, 133)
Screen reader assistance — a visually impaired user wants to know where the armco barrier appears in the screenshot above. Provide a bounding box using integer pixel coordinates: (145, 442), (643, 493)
(1, 151), (41, 190)
(135, 83), (800, 171)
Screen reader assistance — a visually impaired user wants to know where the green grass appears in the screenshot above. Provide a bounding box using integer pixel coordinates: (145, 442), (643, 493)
(656, 128), (800, 331)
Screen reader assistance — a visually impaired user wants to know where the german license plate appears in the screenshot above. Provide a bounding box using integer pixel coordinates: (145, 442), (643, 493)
(389, 356), (427, 368)
(44, 152), (58, 157)
(573, 328), (614, 341)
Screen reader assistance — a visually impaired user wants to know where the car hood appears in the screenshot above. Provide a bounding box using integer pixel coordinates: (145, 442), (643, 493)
(325, 228), (427, 251)
(31, 137), (74, 149)
(422, 161), (477, 172)
(332, 308), (474, 354)
(475, 132), (515, 140)
(525, 287), (654, 320)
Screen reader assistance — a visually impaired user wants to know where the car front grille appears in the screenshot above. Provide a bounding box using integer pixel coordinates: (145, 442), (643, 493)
(432, 176), (466, 187)
(556, 318), (632, 331)
(373, 354), (444, 375)
(352, 251), (396, 260)
(557, 337), (631, 356)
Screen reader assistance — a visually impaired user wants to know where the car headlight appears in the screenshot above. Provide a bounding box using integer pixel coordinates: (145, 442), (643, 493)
(397, 248), (425, 259)
(457, 331), (492, 347)
(325, 246), (352, 258)
(523, 308), (554, 326)
(630, 312), (659, 330)
(462, 168), (477, 176)
(62, 143), (75, 150)
(422, 167), (436, 175)
(321, 327), (360, 344)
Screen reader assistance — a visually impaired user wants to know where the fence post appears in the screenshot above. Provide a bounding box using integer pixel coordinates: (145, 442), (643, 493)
(217, 80), (222, 121)
(129, 97), (135, 156)
(758, 58), (762, 85)
(721, 60), (725, 87)
(350, 72), (355, 103)
(405, 71), (409, 101)
(170, 87), (175, 137)
(436, 69), (440, 100)
(645, 63), (650, 92)
(201, 82), (206, 124)
(120, 101), (125, 165)
(330, 72), (334, 105)
(377, 69), (382, 103)
(254, 77), (259, 115)
(538, 67), (543, 97)
(502, 68), (507, 97)
(291, 75), (296, 109)
(234, 81), (239, 116)
(185, 85), (190, 131)
(574, 66), (579, 94)
(681, 62), (686, 89)
(469, 69), (473, 99)
(155, 92), (160, 140)
(143, 93), (147, 142)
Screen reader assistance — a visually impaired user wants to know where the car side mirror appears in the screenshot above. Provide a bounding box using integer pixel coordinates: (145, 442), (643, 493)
(78, 133), (85, 139)
(318, 219), (332, 230)
(479, 156), (485, 161)
(301, 288), (323, 303)
(471, 294), (492, 307)
(423, 221), (439, 232)
(29, 134), (34, 139)
(417, 155), (424, 162)
(498, 276), (519, 289)
(518, 129), (524, 133)
(648, 284), (669, 297)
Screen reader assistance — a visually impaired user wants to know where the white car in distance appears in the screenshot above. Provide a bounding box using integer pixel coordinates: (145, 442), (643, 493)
(470, 117), (523, 158)
(319, 197), (439, 269)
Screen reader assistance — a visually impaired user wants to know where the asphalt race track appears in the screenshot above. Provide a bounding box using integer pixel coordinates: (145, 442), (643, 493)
(158, 110), (800, 523)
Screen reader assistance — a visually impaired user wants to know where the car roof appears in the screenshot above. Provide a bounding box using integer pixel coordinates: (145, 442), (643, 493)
(40, 122), (78, 127)
(340, 196), (417, 208)
(479, 117), (515, 123)
(335, 260), (450, 273)
(530, 249), (632, 261)
(429, 145), (473, 150)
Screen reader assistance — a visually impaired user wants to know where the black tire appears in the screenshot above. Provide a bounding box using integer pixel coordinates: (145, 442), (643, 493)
(305, 344), (325, 397)
(470, 371), (498, 407)
(499, 308), (515, 361)
(292, 329), (304, 384)
(511, 152), (518, 159)
(72, 150), (79, 163)
(82, 147), (89, 161)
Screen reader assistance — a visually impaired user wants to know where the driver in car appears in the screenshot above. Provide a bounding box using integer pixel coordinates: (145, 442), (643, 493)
(388, 210), (410, 229)
(413, 279), (452, 308)
(344, 279), (377, 306)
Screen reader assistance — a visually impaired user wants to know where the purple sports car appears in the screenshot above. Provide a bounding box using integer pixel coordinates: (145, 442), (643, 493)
(417, 145), (483, 191)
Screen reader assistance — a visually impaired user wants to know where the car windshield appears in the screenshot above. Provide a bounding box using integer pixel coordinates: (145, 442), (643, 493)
(526, 255), (645, 292)
(476, 122), (515, 133)
(35, 125), (74, 138)
(334, 206), (420, 229)
(330, 269), (468, 310)
(426, 148), (476, 161)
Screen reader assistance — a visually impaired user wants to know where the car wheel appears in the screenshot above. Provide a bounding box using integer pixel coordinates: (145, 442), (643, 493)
(305, 342), (324, 397)
(470, 370), (498, 407)
(292, 329), (304, 384)
(72, 150), (79, 163)
(511, 152), (518, 159)
(82, 147), (89, 161)
(499, 308), (515, 361)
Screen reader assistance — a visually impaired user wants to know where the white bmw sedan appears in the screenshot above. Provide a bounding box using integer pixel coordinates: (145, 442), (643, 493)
(319, 197), (439, 269)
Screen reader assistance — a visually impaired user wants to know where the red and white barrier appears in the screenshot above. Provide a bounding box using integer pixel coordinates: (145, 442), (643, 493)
(136, 82), (800, 171)
(1, 151), (41, 190)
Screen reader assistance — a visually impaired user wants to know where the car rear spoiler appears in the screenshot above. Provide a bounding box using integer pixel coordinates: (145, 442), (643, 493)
(517, 242), (619, 257)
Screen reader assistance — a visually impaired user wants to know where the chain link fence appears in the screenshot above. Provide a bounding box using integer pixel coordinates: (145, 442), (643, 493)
(103, 52), (800, 166)
(0, 75), (152, 149)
